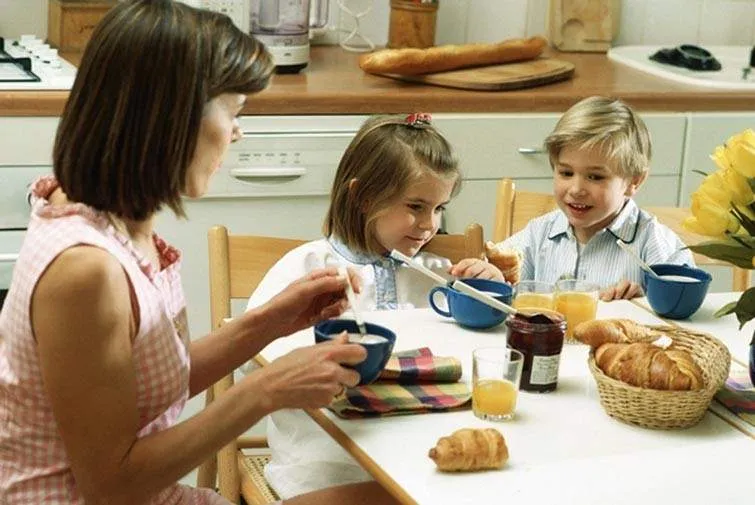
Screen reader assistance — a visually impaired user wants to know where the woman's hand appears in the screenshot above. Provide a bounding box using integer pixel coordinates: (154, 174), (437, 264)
(257, 267), (362, 338)
(599, 280), (643, 301)
(449, 258), (504, 282)
(253, 332), (366, 411)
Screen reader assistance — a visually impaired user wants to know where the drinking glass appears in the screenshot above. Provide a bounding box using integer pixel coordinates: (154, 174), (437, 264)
(554, 279), (599, 342)
(512, 280), (555, 311)
(472, 347), (524, 421)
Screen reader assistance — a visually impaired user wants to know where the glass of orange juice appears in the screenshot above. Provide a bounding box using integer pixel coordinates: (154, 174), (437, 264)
(472, 347), (524, 421)
(554, 279), (599, 342)
(512, 281), (555, 311)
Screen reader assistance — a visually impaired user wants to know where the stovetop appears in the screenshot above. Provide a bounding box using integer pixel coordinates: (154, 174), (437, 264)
(0, 36), (76, 90)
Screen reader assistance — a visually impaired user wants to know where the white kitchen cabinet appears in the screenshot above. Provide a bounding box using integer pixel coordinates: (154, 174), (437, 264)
(437, 113), (687, 238)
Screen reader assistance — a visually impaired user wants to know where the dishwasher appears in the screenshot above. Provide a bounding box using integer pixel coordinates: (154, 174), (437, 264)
(155, 115), (368, 344)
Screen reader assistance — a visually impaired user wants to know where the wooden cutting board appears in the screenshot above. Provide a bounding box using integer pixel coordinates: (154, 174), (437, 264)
(375, 58), (575, 91)
(547, 0), (619, 52)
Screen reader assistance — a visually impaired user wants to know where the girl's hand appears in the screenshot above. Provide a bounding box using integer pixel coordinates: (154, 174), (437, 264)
(254, 332), (366, 411)
(599, 280), (643, 301)
(258, 267), (362, 338)
(448, 258), (504, 282)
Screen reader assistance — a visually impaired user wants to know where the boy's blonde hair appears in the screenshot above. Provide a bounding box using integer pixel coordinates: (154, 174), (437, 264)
(324, 114), (460, 255)
(544, 96), (651, 179)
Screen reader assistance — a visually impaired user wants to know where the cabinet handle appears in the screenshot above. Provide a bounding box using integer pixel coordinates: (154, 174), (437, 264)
(517, 147), (546, 154)
(230, 167), (307, 179)
(0, 253), (18, 263)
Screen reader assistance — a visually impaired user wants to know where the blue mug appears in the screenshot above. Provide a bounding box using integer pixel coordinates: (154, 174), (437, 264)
(314, 319), (397, 385)
(429, 278), (514, 329)
(643, 263), (711, 319)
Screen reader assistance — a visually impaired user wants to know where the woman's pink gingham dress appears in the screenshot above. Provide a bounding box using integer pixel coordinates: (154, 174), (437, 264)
(0, 177), (229, 504)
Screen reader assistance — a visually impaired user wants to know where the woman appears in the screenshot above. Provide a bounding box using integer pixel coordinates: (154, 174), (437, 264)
(0, 1), (395, 504)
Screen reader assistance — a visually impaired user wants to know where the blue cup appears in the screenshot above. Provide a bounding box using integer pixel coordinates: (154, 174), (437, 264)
(429, 278), (514, 329)
(313, 319), (396, 385)
(643, 263), (711, 320)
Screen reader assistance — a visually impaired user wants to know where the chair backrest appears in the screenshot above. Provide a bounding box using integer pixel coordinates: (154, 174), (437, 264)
(493, 178), (556, 242)
(490, 179), (749, 291)
(207, 223), (485, 330)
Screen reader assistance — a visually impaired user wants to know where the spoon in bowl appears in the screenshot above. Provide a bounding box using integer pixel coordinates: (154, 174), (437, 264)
(389, 250), (554, 325)
(338, 266), (368, 338)
(615, 239), (661, 280)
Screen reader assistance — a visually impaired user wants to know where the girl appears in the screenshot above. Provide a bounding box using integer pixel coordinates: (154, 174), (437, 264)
(247, 113), (502, 499)
(0, 2), (396, 504)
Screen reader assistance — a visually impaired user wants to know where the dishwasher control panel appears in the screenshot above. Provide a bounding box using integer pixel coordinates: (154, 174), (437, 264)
(206, 131), (358, 198)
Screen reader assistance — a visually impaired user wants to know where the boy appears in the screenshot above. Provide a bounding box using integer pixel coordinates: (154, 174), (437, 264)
(496, 96), (693, 301)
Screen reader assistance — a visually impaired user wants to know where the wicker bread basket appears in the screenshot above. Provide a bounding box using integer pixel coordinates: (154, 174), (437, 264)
(587, 325), (731, 429)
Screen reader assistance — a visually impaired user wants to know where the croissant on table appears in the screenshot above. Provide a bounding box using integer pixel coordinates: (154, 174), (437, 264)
(595, 342), (704, 391)
(428, 428), (508, 472)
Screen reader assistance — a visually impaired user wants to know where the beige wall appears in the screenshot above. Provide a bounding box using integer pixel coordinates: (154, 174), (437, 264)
(0, 0), (47, 39)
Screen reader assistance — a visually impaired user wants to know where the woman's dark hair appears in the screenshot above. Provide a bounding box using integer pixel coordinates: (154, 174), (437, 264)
(54, 0), (274, 220)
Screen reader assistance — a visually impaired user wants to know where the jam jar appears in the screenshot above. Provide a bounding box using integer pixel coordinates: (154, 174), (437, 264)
(505, 310), (566, 392)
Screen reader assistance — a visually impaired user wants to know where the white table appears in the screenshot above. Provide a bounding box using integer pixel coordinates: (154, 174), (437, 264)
(634, 292), (752, 365)
(258, 301), (754, 505)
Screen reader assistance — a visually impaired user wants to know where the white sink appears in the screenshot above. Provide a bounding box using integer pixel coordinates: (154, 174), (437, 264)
(608, 45), (755, 90)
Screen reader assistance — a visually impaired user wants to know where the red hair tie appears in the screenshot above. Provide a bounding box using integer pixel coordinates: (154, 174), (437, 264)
(405, 112), (432, 127)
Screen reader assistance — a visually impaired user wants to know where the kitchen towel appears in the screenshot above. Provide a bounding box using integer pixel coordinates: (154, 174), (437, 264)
(328, 347), (470, 419)
(714, 363), (754, 428)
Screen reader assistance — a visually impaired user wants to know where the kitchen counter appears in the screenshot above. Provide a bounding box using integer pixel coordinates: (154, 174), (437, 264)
(3, 46), (755, 116)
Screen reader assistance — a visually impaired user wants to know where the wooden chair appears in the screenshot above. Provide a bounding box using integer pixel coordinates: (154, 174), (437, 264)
(492, 178), (750, 291)
(197, 222), (485, 504)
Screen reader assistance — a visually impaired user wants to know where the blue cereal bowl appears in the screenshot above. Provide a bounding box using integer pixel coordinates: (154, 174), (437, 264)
(643, 264), (711, 320)
(314, 319), (396, 385)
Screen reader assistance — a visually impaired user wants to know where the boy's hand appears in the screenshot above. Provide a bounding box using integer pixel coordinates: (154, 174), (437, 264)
(448, 258), (504, 282)
(600, 280), (643, 301)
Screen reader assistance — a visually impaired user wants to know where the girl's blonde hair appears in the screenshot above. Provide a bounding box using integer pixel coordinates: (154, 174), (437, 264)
(324, 114), (460, 255)
(544, 96), (652, 178)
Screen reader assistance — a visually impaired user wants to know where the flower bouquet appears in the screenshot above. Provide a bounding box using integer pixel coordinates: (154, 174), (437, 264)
(684, 128), (755, 384)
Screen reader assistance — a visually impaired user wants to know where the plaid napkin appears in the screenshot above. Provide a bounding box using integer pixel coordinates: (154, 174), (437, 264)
(714, 363), (755, 427)
(328, 348), (471, 419)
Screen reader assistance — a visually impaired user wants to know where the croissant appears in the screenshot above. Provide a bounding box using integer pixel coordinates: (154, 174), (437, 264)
(484, 242), (522, 285)
(573, 319), (658, 349)
(595, 342), (704, 391)
(428, 428), (508, 472)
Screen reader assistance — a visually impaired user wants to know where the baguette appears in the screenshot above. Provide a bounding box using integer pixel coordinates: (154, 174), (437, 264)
(358, 36), (548, 76)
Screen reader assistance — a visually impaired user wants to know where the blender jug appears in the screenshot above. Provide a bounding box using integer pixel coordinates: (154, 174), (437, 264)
(250, 0), (329, 73)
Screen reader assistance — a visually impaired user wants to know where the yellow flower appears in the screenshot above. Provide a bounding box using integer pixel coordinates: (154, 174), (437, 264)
(727, 128), (755, 178)
(700, 168), (754, 206)
(686, 192), (740, 237)
(711, 145), (733, 171)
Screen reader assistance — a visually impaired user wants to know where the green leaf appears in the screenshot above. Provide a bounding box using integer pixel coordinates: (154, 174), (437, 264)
(717, 287), (755, 329)
(691, 169), (709, 178)
(688, 239), (755, 269)
(713, 301), (738, 318)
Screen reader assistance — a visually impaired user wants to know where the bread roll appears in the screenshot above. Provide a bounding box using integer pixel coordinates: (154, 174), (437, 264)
(359, 36), (547, 76)
(484, 241), (522, 285)
(428, 428), (508, 472)
(573, 319), (658, 349)
(595, 342), (704, 391)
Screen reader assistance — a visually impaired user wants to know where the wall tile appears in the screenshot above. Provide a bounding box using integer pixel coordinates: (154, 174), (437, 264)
(699, 0), (755, 45)
(466, 0), (528, 43)
(526, 0), (549, 38)
(641, 0), (704, 45)
(436, 0), (470, 45)
(614, 0), (647, 46)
